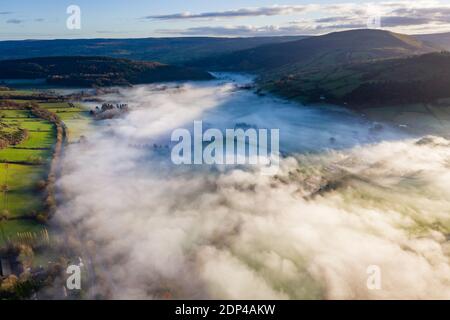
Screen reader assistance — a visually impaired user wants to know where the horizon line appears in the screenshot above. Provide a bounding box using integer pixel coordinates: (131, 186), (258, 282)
(1, 28), (449, 42)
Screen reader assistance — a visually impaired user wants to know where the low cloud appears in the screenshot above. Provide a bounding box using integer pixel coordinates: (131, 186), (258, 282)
(145, 5), (310, 20)
(382, 16), (431, 27)
(315, 16), (354, 24)
(55, 79), (450, 299)
(151, 1), (450, 36)
(157, 25), (311, 37)
(6, 18), (23, 24)
(389, 6), (450, 25)
(312, 15), (432, 29)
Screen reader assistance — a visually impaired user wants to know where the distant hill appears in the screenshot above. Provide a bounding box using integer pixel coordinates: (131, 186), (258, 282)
(415, 32), (450, 50)
(0, 56), (213, 87)
(189, 29), (439, 72)
(260, 52), (450, 107)
(0, 36), (307, 64)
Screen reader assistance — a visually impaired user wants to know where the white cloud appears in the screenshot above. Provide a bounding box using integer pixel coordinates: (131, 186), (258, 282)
(156, 25), (314, 37)
(56, 79), (450, 299)
(151, 1), (450, 36)
(6, 18), (23, 24)
(145, 5), (312, 20)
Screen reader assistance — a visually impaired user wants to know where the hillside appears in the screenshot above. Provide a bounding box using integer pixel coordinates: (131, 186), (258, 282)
(0, 36), (307, 64)
(0, 56), (213, 87)
(415, 32), (450, 50)
(189, 29), (439, 72)
(260, 52), (450, 107)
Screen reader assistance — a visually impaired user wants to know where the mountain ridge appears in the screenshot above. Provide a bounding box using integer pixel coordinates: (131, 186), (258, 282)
(0, 36), (308, 64)
(187, 29), (440, 72)
(0, 56), (213, 87)
(259, 52), (450, 107)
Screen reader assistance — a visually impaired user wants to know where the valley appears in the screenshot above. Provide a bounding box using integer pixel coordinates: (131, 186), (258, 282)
(1, 27), (450, 300)
(0, 88), (91, 298)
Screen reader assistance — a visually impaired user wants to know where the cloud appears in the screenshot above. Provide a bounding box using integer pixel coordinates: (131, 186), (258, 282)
(35, 18), (45, 22)
(307, 2), (450, 30)
(382, 16), (432, 27)
(55, 78), (450, 299)
(145, 5), (310, 20)
(387, 6), (450, 25)
(315, 16), (355, 24)
(6, 18), (23, 24)
(392, 6), (450, 17)
(0, 11), (13, 15)
(312, 15), (432, 29)
(157, 25), (311, 37)
(96, 30), (132, 34)
(150, 1), (450, 36)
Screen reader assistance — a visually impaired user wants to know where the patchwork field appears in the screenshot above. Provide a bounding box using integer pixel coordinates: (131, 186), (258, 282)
(38, 101), (91, 143)
(0, 105), (53, 245)
(0, 93), (91, 246)
(0, 164), (47, 218)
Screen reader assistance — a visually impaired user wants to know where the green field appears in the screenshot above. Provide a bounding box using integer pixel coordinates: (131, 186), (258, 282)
(0, 220), (45, 241)
(2, 119), (54, 132)
(0, 95), (92, 248)
(39, 101), (92, 142)
(0, 104), (54, 245)
(0, 109), (33, 118)
(0, 89), (37, 96)
(0, 148), (50, 163)
(16, 131), (55, 149)
(0, 163), (46, 218)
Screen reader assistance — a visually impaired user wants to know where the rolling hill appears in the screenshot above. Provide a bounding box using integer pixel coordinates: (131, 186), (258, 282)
(0, 36), (307, 64)
(1, 29), (446, 106)
(0, 56), (213, 87)
(260, 52), (450, 107)
(415, 32), (450, 50)
(188, 29), (439, 72)
(181, 29), (443, 107)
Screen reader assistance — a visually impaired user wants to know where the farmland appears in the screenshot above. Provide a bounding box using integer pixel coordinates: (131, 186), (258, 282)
(0, 91), (91, 246)
(0, 106), (52, 245)
(0, 87), (94, 299)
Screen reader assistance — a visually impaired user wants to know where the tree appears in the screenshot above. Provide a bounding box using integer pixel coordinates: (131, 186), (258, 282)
(36, 212), (49, 224)
(0, 209), (10, 244)
(0, 275), (18, 292)
(2, 163), (9, 212)
(36, 180), (47, 191)
(18, 245), (34, 270)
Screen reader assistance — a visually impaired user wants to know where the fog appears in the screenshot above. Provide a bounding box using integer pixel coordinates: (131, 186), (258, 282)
(56, 74), (450, 299)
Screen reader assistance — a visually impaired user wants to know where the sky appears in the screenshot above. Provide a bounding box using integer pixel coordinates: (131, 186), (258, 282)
(1, 0), (450, 40)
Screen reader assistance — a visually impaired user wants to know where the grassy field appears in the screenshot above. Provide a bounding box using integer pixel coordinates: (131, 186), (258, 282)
(0, 146), (51, 163)
(0, 94), (92, 246)
(0, 164), (46, 218)
(4, 119), (54, 132)
(16, 131), (55, 148)
(0, 109), (33, 118)
(0, 220), (45, 241)
(0, 106), (53, 245)
(38, 101), (91, 143)
(0, 89), (37, 96)
(0, 91), (94, 296)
